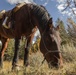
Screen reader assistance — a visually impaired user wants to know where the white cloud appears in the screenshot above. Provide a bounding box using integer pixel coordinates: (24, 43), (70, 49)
(57, 0), (65, 3)
(56, 0), (76, 17)
(61, 11), (68, 14)
(43, 0), (49, 6)
(57, 4), (65, 11)
(6, 0), (50, 6)
(6, 0), (34, 4)
(61, 11), (71, 16)
(72, 8), (76, 11)
(72, 8), (76, 14)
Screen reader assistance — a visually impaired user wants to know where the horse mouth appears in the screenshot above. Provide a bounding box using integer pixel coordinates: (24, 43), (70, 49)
(48, 61), (59, 68)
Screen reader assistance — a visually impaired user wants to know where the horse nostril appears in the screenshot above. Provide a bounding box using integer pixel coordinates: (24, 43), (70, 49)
(48, 61), (59, 68)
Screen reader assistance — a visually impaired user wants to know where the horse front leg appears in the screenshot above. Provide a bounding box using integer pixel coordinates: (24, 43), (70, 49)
(0, 38), (9, 68)
(24, 27), (37, 67)
(12, 38), (20, 69)
(24, 38), (31, 67)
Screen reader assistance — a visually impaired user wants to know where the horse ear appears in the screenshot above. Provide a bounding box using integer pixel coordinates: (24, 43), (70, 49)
(56, 25), (60, 30)
(49, 18), (53, 24)
(48, 18), (53, 29)
(50, 24), (53, 29)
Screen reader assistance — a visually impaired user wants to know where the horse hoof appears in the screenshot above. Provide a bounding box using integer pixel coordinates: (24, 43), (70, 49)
(12, 66), (21, 71)
(24, 62), (29, 67)
(12, 64), (21, 71)
(0, 65), (3, 69)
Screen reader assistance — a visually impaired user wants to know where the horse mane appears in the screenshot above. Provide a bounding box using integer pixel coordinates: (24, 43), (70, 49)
(31, 4), (51, 29)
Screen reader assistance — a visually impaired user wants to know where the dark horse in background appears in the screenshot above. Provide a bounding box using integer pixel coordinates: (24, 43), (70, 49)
(0, 10), (37, 69)
(2, 3), (63, 68)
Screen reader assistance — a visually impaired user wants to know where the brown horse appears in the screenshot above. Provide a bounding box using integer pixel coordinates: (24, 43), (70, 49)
(0, 10), (37, 69)
(3, 3), (63, 68)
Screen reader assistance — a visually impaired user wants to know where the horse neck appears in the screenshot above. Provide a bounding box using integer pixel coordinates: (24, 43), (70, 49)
(31, 4), (50, 33)
(32, 16), (47, 35)
(34, 16), (49, 33)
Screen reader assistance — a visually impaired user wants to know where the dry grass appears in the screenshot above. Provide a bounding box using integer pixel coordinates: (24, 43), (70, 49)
(0, 44), (76, 75)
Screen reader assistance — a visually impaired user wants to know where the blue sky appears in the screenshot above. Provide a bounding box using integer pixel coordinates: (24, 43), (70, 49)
(0, 0), (15, 10)
(35, 0), (63, 22)
(0, 0), (68, 23)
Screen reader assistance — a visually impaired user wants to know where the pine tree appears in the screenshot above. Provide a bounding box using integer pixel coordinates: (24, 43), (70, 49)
(67, 18), (76, 46)
(56, 18), (70, 45)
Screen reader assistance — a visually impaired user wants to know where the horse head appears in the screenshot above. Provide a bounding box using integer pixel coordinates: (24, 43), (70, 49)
(40, 18), (63, 68)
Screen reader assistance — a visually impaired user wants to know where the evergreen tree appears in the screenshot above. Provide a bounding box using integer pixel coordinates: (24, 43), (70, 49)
(4, 39), (14, 61)
(31, 35), (40, 53)
(56, 18), (70, 45)
(67, 18), (76, 46)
